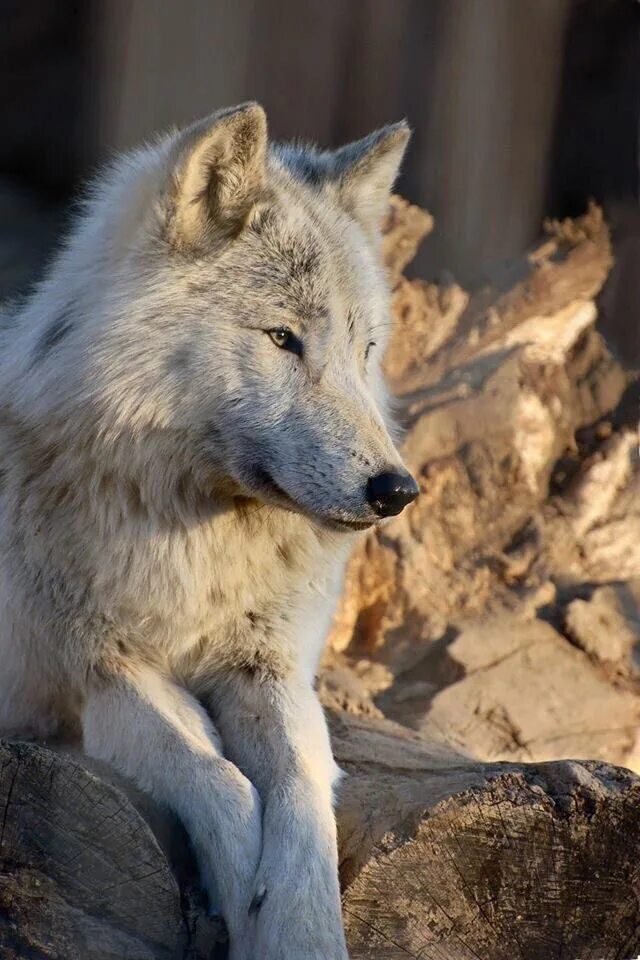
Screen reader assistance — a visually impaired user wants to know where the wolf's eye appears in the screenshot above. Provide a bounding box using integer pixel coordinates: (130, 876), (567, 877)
(364, 340), (376, 361)
(267, 328), (303, 357)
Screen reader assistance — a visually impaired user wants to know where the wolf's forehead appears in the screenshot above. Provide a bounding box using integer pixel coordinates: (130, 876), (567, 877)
(246, 205), (371, 326)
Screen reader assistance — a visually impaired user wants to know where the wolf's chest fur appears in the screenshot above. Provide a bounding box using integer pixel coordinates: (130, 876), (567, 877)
(144, 503), (348, 681)
(1, 460), (347, 686)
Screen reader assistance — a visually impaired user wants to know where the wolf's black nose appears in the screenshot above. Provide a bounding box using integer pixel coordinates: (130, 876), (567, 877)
(366, 471), (419, 517)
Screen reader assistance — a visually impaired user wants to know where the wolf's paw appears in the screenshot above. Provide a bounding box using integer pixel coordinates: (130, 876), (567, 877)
(254, 939), (349, 960)
(228, 935), (258, 960)
(250, 880), (348, 960)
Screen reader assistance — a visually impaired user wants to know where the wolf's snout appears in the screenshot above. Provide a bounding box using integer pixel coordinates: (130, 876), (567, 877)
(366, 470), (419, 518)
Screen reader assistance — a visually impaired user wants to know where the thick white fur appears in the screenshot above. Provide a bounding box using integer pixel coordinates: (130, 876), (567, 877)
(0, 103), (410, 959)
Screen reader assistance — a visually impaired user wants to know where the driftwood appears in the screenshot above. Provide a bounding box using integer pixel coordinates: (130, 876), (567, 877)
(3, 724), (640, 960)
(1, 200), (639, 957)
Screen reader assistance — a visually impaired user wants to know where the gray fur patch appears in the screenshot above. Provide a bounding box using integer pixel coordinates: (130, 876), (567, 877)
(272, 125), (402, 186)
(33, 311), (74, 365)
(166, 343), (193, 377)
(249, 885), (267, 914)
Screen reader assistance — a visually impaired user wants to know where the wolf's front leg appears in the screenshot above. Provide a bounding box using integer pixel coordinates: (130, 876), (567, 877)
(82, 662), (262, 960)
(211, 670), (348, 960)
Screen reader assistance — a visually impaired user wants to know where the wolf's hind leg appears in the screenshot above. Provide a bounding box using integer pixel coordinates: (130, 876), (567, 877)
(82, 662), (261, 959)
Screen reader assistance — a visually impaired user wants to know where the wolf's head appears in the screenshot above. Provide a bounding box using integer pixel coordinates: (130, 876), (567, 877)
(12, 103), (418, 531)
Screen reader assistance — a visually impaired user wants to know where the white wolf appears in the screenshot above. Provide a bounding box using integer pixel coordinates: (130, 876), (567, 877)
(0, 103), (417, 959)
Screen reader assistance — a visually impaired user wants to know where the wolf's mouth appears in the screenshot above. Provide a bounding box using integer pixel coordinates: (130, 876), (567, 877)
(327, 517), (375, 532)
(248, 467), (376, 532)
(249, 466), (298, 509)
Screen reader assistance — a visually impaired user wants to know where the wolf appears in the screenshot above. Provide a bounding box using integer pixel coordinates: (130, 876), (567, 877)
(0, 102), (417, 959)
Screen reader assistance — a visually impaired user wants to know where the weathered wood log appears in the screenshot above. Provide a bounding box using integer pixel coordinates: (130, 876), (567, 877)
(334, 713), (640, 959)
(0, 740), (186, 960)
(2, 723), (640, 960)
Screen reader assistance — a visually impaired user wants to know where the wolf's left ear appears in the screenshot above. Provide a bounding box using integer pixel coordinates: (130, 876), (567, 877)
(167, 102), (267, 250)
(334, 121), (411, 236)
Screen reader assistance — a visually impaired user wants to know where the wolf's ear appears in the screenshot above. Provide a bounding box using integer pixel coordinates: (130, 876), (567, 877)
(334, 121), (411, 236)
(167, 102), (267, 250)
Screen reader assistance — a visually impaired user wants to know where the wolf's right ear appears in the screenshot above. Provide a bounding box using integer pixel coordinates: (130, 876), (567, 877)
(333, 122), (411, 237)
(166, 102), (267, 251)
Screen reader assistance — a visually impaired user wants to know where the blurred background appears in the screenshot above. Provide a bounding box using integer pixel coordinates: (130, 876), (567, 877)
(0, 0), (638, 360)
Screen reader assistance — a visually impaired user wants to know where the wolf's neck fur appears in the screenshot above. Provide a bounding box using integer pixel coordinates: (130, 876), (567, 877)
(0, 412), (350, 681)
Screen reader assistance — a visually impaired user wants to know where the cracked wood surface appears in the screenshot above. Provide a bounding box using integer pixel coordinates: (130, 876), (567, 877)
(3, 718), (640, 960)
(0, 741), (184, 960)
(333, 713), (640, 960)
